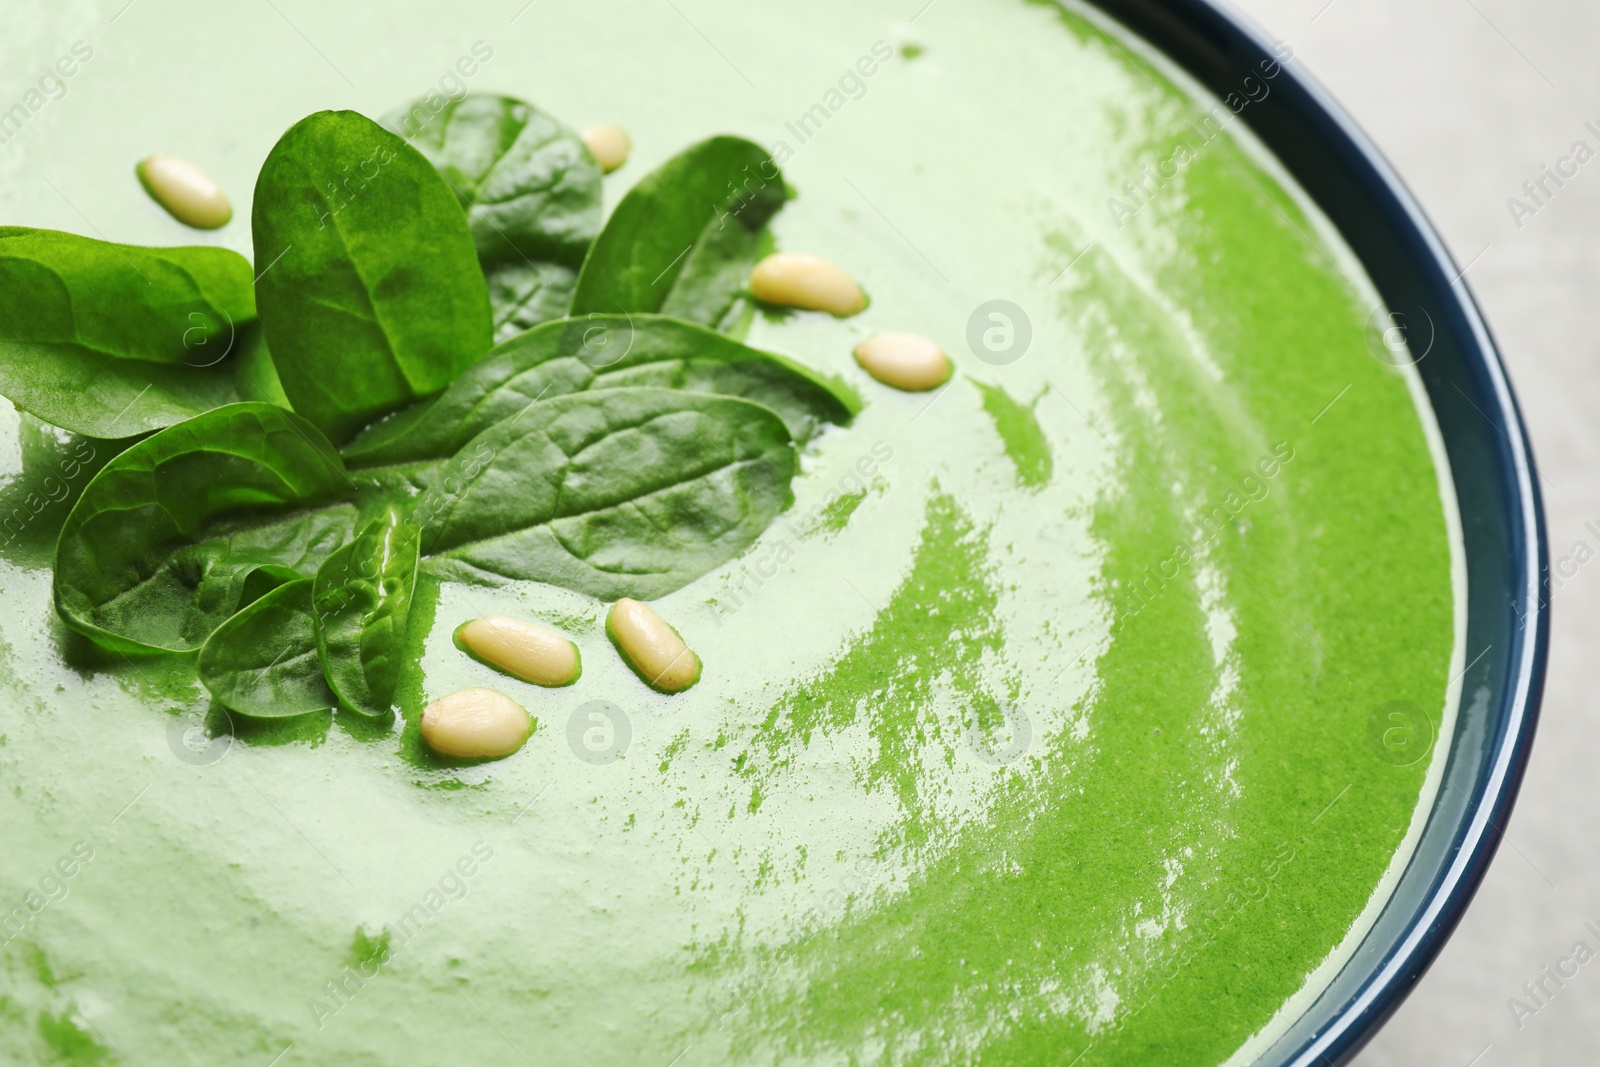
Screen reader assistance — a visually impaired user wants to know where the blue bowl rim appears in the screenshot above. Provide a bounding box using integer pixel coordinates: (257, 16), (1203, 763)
(1073, 0), (1551, 1062)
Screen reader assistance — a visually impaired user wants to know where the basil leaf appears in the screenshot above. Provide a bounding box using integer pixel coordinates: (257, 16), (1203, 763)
(313, 508), (420, 719)
(386, 94), (602, 343)
(199, 579), (335, 719)
(343, 314), (857, 466)
(54, 403), (358, 654)
(417, 388), (796, 600)
(570, 137), (786, 329)
(252, 110), (494, 443)
(0, 227), (256, 437)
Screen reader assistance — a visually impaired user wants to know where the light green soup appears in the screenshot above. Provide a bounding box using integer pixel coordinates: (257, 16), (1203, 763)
(0, 1), (1460, 1064)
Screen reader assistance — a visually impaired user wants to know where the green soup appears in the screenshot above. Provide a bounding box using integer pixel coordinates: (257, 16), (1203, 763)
(0, 1), (1460, 1064)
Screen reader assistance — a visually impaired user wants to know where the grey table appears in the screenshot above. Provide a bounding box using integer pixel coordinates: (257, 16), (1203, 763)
(1224, 0), (1599, 1063)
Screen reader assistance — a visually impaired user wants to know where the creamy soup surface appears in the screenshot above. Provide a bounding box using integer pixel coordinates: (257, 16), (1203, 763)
(0, 2), (1461, 1064)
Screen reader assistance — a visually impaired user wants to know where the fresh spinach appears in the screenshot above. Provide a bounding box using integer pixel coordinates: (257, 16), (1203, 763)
(252, 110), (494, 443)
(662, 211), (777, 336)
(232, 321), (292, 410)
(570, 137), (786, 331)
(313, 508), (420, 719)
(199, 579), (335, 718)
(342, 314), (858, 466)
(12, 104), (881, 733)
(417, 388), (795, 600)
(0, 227), (256, 437)
(54, 403), (358, 654)
(387, 93), (603, 343)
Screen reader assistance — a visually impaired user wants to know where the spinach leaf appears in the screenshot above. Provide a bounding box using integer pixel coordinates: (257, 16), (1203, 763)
(386, 94), (602, 343)
(342, 314), (858, 466)
(199, 579), (335, 718)
(54, 403), (359, 654)
(0, 227), (256, 437)
(252, 110), (494, 443)
(417, 388), (795, 600)
(313, 508), (420, 719)
(570, 137), (786, 330)
(232, 320), (292, 410)
(661, 213), (776, 337)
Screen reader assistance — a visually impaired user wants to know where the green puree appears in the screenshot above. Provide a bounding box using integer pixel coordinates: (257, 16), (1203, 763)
(0, 1), (1458, 1065)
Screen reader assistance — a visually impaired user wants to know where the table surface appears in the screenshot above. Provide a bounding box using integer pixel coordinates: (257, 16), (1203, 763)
(1223, 0), (1599, 1063)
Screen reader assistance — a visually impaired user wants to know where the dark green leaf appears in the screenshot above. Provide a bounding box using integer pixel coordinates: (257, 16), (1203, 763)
(0, 227), (256, 437)
(231, 320), (291, 410)
(199, 579), (335, 718)
(570, 137), (786, 330)
(342, 314), (856, 466)
(417, 388), (796, 600)
(386, 93), (602, 343)
(252, 110), (494, 443)
(661, 213), (777, 337)
(54, 403), (358, 654)
(313, 508), (420, 719)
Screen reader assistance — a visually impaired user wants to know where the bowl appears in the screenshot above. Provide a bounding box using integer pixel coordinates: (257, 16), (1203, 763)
(1084, 0), (1550, 1062)
(0, 3), (1544, 1060)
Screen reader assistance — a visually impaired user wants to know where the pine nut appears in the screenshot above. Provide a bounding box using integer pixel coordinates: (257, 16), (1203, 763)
(749, 253), (866, 317)
(420, 687), (533, 759)
(455, 616), (581, 687)
(580, 124), (632, 174)
(853, 332), (951, 392)
(606, 598), (701, 693)
(135, 154), (232, 230)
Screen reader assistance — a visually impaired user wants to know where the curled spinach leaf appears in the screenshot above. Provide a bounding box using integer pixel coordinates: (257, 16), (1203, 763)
(199, 579), (335, 718)
(342, 314), (858, 466)
(252, 110), (494, 443)
(0, 227), (256, 437)
(570, 137), (786, 332)
(54, 403), (358, 654)
(417, 388), (795, 600)
(387, 93), (602, 343)
(313, 508), (420, 719)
